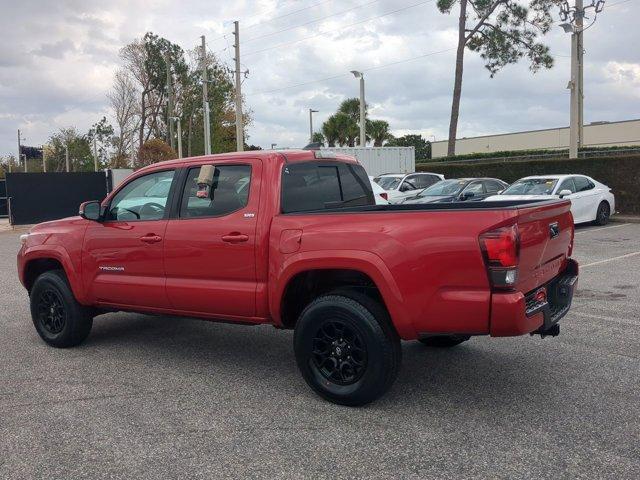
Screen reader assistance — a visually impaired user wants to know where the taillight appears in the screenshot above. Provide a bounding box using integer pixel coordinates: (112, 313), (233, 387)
(380, 192), (388, 200)
(479, 224), (520, 288)
(568, 221), (575, 257)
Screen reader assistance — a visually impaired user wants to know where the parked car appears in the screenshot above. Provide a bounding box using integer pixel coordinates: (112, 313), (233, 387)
(369, 176), (389, 204)
(18, 150), (577, 406)
(401, 178), (508, 204)
(373, 172), (444, 203)
(486, 175), (615, 225)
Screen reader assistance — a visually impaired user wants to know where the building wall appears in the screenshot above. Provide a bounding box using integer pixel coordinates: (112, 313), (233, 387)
(431, 119), (640, 158)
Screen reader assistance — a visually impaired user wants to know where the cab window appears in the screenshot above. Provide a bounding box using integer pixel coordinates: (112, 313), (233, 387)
(180, 165), (251, 218)
(107, 170), (175, 221)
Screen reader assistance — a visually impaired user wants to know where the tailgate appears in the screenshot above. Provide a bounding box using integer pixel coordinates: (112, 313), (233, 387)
(515, 200), (574, 294)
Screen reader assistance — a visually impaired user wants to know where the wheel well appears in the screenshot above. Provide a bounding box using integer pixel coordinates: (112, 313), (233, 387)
(24, 258), (64, 292)
(280, 269), (386, 329)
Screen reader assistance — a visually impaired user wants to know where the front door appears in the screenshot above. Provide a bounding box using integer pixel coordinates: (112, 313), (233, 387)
(163, 160), (261, 319)
(82, 169), (176, 309)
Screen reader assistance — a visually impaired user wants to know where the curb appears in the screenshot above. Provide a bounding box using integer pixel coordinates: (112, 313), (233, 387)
(611, 215), (640, 224)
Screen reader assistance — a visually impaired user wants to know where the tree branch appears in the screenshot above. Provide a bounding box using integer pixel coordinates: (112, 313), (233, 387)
(464, 0), (508, 44)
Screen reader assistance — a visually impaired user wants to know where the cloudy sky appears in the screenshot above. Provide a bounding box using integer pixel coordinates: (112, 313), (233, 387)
(0, 0), (638, 156)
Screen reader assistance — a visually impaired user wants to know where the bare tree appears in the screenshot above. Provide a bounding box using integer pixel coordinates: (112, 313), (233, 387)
(107, 70), (139, 164)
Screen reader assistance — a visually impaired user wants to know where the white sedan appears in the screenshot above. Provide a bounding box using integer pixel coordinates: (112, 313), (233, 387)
(373, 172), (444, 204)
(485, 174), (615, 225)
(369, 177), (389, 204)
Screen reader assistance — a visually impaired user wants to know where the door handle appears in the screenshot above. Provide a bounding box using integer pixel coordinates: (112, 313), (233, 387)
(222, 233), (249, 243)
(140, 234), (162, 243)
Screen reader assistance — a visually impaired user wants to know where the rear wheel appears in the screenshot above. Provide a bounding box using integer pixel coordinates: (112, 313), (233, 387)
(418, 334), (470, 348)
(294, 293), (401, 406)
(30, 270), (93, 348)
(594, 201), (610, 226)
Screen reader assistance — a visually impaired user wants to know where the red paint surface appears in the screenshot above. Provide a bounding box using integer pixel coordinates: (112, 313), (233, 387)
(17, 150), (576, 340)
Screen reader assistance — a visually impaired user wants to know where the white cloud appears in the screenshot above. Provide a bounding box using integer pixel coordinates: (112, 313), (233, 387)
(0, 0), (638, 155)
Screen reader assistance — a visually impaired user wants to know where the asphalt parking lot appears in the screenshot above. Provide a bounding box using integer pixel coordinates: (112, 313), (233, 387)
(1, 223), (638, 479)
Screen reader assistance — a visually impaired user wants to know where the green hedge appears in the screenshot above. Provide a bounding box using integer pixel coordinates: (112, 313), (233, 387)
(417, 155), (640, 214)
(426, 145), (640, 162)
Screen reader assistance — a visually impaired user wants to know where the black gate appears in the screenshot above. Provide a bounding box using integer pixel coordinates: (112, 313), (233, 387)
(6, 172), (108, 225)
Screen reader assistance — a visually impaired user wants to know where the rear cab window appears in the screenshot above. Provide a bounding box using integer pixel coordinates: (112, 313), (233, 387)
(281, 161), (374, 213)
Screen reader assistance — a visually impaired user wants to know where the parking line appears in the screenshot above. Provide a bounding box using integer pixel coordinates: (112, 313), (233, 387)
(581, 251), (640, 268)
(575, 223), (628, 235)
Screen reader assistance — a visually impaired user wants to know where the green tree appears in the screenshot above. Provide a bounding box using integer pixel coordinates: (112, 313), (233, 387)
(366, 120), (393, 147)
(386, 134), (432, 160)
(44, 128), (93, 172)
(136, 138), (177, 168)
(311, 132), (325, 146)
(438, 0), (558, 156)
(87, 116), (115, 168)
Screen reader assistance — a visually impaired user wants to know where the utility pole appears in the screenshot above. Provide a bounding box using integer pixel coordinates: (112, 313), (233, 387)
(350, 71), (366, 147)
(65, 144), (70, 172)
(93, 136), (99, 172)
(42, 146), (46, 172)
(201, 35), (212, 155)
(170, 117), (183, 158)
(233, 21), (244, 152)
(560, 0), (604, 159)
(309, 109), (318, 144)
(165, 52), (175, 152)
(14, 129), (21, 173)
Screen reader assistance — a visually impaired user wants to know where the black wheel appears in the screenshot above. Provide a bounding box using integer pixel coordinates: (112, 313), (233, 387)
(294, 293), (401, 406)
(418, 335), (470, 348)
(594, 201), (610, 226)
(30, 270), (93, 348)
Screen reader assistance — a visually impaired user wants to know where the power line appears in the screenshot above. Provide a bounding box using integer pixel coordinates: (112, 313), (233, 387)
(244, 0), (435, 58)
(246, 47), (456, 96)
(242, 0), (382, 44)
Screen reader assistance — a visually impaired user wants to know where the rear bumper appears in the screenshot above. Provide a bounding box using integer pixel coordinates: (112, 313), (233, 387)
(490, 259), (579, 337)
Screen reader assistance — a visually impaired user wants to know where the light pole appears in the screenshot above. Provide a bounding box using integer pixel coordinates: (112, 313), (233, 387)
(559, 0), (605, 159)
(169, 117), (183, 158)
(350, 71), (366, 147)
(309, 109), (318, 144)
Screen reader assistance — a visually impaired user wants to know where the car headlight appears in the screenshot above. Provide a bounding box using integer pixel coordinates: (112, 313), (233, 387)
(20, 233), (29, 245)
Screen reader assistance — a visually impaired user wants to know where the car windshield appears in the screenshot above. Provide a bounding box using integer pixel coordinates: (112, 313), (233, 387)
(418, 179), (467, 197)
(502, 178), (558, 195)
(374, 176), (402, 190)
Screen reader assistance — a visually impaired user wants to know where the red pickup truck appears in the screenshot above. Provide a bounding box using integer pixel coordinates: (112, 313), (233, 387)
(18, 150), (578, 406)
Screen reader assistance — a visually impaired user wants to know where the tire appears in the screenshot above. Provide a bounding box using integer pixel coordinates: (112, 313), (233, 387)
(418, 335), (470, 348)
(30, 270), (93, 348)
(294, 293), (401, 406)
(594, 201), (610, 226)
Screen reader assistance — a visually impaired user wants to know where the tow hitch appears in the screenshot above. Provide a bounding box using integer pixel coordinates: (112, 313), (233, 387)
(531, 324), (560, 338)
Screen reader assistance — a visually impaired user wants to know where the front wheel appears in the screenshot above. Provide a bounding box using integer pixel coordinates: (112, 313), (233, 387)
(294, 294), (401, 406)
(594, 201), (610, 226)
(30, 270), (93, 348)
(418, 335), (470, 348)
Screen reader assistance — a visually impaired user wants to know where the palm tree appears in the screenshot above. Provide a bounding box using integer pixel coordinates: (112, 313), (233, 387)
(366, 120), (393, 147)
(311, 132), (325, 146)
(322, 113), (359, 147)
(321, 115), (340, 147)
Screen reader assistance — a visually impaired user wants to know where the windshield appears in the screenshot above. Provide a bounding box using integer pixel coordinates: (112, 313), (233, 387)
(374, 176), (401, 190)
(418, 179), (467, 197)
(502, 178), (558, 195)
(145, 178), (172, 197)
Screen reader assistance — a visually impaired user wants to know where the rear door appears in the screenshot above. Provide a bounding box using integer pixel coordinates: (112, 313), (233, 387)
(163, 159), (261, 318)
(571, 176), (600, 223)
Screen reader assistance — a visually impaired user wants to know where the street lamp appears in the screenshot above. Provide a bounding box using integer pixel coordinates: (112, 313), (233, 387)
(350, 70), (366, 147)
(558, 0), (606, 159)
(169, 116), (183, 158)
(309, 109), (319, 144)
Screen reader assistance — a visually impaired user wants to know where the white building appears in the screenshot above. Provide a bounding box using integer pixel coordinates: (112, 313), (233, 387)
(431, 118), (640, 158)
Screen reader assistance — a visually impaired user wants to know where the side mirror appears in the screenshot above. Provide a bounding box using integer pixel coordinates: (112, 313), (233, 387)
(558, 189), (573, 198)
(79, 200), (102, 221)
